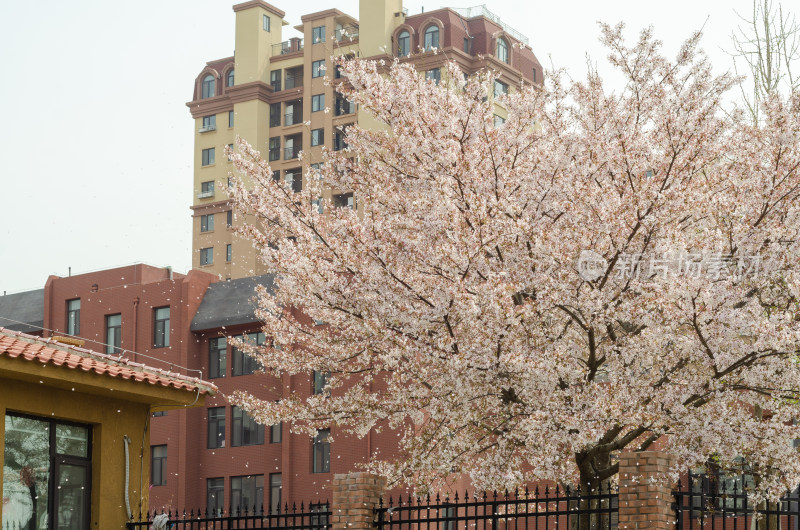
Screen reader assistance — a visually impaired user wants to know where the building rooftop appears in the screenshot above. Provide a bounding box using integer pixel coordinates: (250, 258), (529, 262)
(0, 288), (44, 334)
(191, 274), (275, 331)
(0, 328), (218, 395)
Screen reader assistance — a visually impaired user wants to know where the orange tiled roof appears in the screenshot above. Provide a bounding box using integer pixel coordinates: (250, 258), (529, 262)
(0, 327), (217, 395)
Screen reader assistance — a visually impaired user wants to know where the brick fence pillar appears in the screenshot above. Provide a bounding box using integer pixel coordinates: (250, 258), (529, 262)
(331, 472), (387, 530)
(618, 451), (676, 530)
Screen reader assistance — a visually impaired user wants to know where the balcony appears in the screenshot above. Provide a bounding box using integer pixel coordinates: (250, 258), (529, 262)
(334, 25), (359, 42)
(197, 190), (215, 199)
(284, 100), (303, 126)
(284, 146), (301, 160)
(285, 67), (303, 90)
(272, 38), (304, 56)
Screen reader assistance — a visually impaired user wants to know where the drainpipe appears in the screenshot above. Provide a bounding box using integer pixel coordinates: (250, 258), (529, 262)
(132, 297), (140, 361)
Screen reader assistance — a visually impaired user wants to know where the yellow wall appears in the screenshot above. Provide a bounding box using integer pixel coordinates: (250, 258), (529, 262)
(0, 357), (206, 529)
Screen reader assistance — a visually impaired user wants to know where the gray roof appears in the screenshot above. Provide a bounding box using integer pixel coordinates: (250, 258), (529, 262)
(0, 289), (44, 334)
(191, 274), (275, 332)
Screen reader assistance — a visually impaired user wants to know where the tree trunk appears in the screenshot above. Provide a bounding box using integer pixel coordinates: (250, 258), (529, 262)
(572, 451), (614, 530)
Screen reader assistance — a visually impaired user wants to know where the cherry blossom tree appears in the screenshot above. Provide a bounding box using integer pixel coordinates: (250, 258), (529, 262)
(228, 23), (800, 499)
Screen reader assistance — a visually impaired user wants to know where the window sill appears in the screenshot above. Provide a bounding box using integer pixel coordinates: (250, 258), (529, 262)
(202, 163), (216, 168)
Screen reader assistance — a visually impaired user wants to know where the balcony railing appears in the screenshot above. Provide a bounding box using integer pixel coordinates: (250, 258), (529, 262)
(272, 39), (304, 56)
(334, 25), (359, 41)
(285, 111), (303, 126)
(284, 146), (301, 160)
(450, 5), (529, 45)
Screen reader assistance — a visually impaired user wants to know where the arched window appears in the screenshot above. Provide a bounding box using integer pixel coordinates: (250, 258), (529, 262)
(423, 25), (439, 51)
(496, 38), (509, 64)
(226, 69), (235, 87)
(397, 30), (410, 57)
(201, 75), (216, 99)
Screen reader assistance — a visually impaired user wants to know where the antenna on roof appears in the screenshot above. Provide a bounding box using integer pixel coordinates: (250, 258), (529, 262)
(68, 266), (71, 277)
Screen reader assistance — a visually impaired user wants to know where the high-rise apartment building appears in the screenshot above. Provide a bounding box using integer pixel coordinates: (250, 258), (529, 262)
(187, 0), (542, 280)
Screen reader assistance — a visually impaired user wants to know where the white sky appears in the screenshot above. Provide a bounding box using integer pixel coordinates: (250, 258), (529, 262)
(0, 0), (758, 294)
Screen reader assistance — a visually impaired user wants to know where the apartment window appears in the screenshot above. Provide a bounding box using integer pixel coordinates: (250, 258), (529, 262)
(227, 69), (235, 87)
(200, 214), (215, 232)
(152, 410), (167, 417)
(208, 407), (226, 449)
(334, 96), (354, 116)
(232, 406), (264, 446)
(153, 307), (170, 348)
(66, 298), (80, 336)
(312, 429), (330, 473)
(270, 422), (282, 443)
(201, 115), (216, 131)
(263, 14), (270, 31)
(423, 25), (439, 50)
(311, 128), (324, 146)
(313, 370), (330, 394)
(270, 69), (281, 92)
(311, 93), (325, 112)
(312, 198), (324, 214)
(425, 68), (441, 84)
(312, 25), (326, 43)
(207, 478), (225, 517)
(201, 74), (216, 99)
(106, 314), (121, 354)
(231, 475), (264, 513)
(496, 37), (509, 63)
(227, 143), (234, 161)
(3, 414), (92, 530)
(269, 473), (282, 513)
(232, 332), (264, 376)
(200, 180), (215, 197)
(209, 337), (227, 378)
(226, 244), (232, 262)
(494, 80), (508, 98)
(227, 209), (233, 227)
(312, 59), (325, 78)
(269, 103), (281, 127)
(333, 192), (354, 209)
(284, 134), (301, 160)
(532, 68), (537, 83)
(200, 247), (213, 266)
(269, 137), (281, 161)
(229, 110), (234, 127)
(285, 100), (302, 126)
(463, 37), (470, 53)
(202, 147), (215, 166)
(493, 115), (506, 127)
(333, 130), (348, 151)
(285, 170), (302, 193)
(397, 30), (410, 57)
(151, 445), (167, 485)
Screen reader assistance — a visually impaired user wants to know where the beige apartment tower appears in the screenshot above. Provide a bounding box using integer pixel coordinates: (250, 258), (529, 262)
(187, 0), (542, 280)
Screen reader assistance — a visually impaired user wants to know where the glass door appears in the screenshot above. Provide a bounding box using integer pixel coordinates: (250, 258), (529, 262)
(55, 459), (91, 530)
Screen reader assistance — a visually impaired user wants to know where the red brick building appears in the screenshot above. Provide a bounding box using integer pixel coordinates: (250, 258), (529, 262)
(0, 266), (404, 512)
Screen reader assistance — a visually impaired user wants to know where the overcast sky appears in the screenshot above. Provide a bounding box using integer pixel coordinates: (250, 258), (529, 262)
(0, 0), (758, 294)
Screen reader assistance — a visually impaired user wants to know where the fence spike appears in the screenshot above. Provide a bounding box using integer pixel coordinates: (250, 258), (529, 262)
(388, 496), (394, 508)
(544, 484), (549, 497)
(436, 492), (441, 504)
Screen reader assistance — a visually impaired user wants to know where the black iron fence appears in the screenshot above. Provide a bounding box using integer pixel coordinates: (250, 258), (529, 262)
(125, 502), (330, 530)
(375, 486), (618, 530)
(674, 475), (800, 530)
